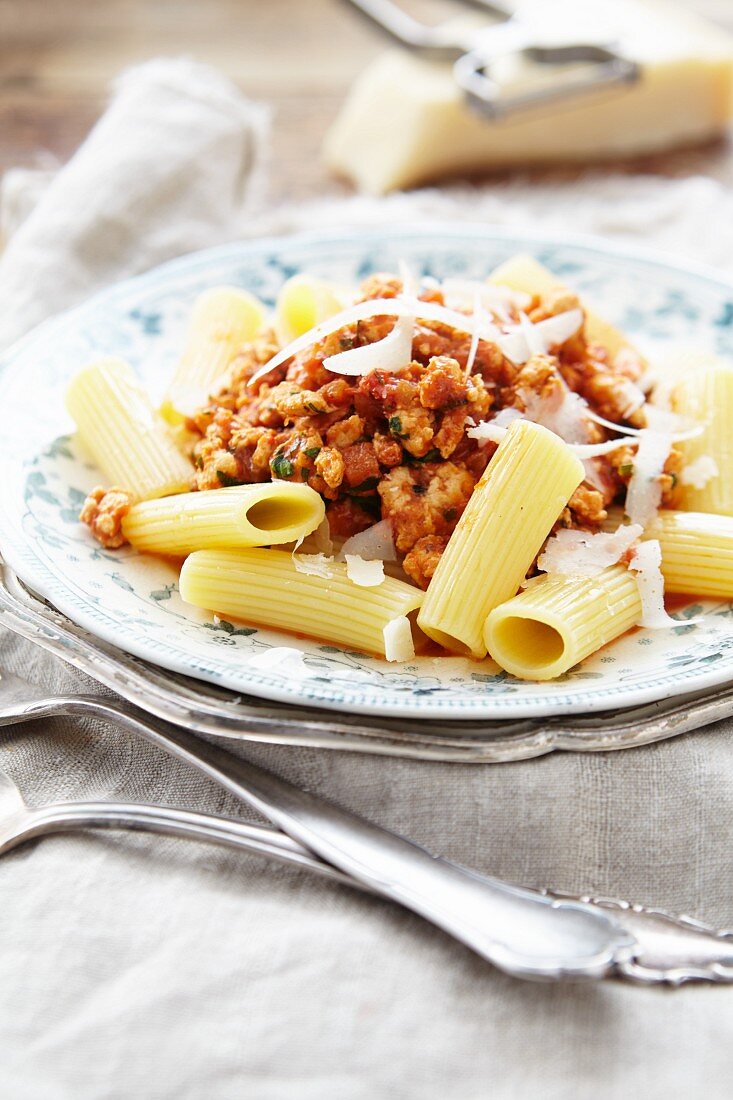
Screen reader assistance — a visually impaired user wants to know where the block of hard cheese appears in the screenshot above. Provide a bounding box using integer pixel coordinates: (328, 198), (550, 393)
(324, 0), (733, 193)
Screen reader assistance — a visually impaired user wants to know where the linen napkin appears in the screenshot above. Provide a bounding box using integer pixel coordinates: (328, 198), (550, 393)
(2, 59), (733, 1100)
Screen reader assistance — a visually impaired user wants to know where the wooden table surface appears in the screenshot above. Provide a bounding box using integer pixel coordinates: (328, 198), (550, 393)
(2, 0), (733, 205)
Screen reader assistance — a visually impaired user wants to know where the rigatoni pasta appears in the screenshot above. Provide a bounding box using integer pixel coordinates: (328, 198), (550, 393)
(122, 483), (325, 555)
(641, 510), (733, 598)
(69, 258), (733, 678)
(179, 548), (423, 659)
(417, 420), (584, 658)
(66, 358), (193, 501)
(672, 363), (733, 515)
(484, 565), (642, 681)
(161, 286), (266, 422)
(275, 274), (343, 343)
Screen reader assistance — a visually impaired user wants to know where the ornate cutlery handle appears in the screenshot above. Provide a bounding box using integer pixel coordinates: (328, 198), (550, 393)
(47, 696), (635, 981)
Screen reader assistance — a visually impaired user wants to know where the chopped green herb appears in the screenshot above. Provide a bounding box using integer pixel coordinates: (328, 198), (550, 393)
(304, 400), (323, 414)
(618, 463), (634, 478)
(669, 472), (678, 489)
(216, 470), (242, 487)
(301, 467), (311, 481)
(304, 446), (321, 458)
(271, 454), (294, 479)
(388, 415), (408, 439)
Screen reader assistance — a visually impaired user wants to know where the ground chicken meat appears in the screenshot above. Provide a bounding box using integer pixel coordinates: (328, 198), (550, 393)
(341, 442), (381, 489)
(357, 273), (403, 301)
(315, 446), (345, 490)
(80, 486), (133, 549)
(326, 414), (365, 449)
(372, 432), (403, 467)
(433, 407), (468, 459)
(418, 356), (467, 409)
(378, 462), (477, 554)
(403, 534), (449, 590)
(565, 484), (608, 529)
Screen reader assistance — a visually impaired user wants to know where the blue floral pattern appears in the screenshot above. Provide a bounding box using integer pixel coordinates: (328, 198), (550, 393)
(2, 226), (733, 718)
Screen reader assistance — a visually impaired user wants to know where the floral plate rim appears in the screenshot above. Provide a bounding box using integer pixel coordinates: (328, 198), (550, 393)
(2, 222), (733, 720)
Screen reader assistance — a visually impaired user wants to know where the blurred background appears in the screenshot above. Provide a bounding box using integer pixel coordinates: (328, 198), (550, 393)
(3, 0), (733, 207)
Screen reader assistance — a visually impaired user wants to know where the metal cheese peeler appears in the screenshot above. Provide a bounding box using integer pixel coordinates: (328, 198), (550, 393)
(343, 0), (640, 119)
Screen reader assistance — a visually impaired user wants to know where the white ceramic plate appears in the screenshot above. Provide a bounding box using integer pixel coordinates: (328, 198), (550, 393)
(2, 225), (733, 719)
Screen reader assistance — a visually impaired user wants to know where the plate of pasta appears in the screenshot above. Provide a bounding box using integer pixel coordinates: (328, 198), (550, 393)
(2, 225), (733, 719)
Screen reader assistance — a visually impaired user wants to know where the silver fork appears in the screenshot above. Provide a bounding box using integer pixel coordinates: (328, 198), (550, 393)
(0, 665), (635, 982)
(0, 761), (363, 891)
(1, 739), (732, 986)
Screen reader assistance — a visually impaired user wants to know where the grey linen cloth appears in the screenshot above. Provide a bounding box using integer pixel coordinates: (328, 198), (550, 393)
(2, 59), (733, 1100)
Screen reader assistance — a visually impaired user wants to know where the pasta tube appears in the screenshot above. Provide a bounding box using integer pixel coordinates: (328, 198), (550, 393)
(66, 358), (193, 501)
(179, 548), (424, 658)
(276, 274), (343, 343)
(162, 286), (267, 421)
(489, 254), (646, 367)
(649, 510), (733, 597)
(604, 507), (733, 599)
(417, 420), (584, 658)
(672, 363), (733, 514)
(484, 565), (642, 681)
(122, 483), (325, 556)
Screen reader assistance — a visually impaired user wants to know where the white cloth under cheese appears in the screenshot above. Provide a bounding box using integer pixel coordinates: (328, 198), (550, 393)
(325, 0), (733, 193)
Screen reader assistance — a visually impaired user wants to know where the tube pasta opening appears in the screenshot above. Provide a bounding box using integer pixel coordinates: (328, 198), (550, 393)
(485, 565), (642, 681)
(418, 420), (584, 658)
(488, 616), (566, 675)
(122, 484), (325, 555)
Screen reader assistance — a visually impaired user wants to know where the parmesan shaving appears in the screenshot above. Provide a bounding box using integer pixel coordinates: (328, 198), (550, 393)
(628, 540), (678, 629)
(248, 297), (503, 388)
(538, 524), (643, 577)
(680, 455), (719, 490)
(345, 555), (385, 587)
(464, 291), (483, 379)
(441, 279), (531, 318)
(517, 384), (591, 444)
(339, 519), (396, 561)
(496, 309), (583, 364)
(292, 552), (334, 579)
(383, 616), (415, 662)
(467, 416), (637, 458)
(624, 430), (673, 527)
(322, 313), (414, 376)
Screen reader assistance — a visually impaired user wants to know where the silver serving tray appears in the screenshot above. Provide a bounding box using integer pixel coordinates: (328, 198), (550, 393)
(2, 557), (733, 761)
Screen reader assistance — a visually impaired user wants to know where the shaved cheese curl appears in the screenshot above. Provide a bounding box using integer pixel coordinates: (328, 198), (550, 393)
(292, 552), (334, 579)
(538, 525), (643, 577)
(625, 430), (673, 527)
(629, 540), (679, 629)
(345, 555), (385, 587)
(323, 314), (414, 376)
(339, 520), (397, 562)
(247, 298), (503, 388)
(680, 455), (719, 490)
(383, 616), (415, 662)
